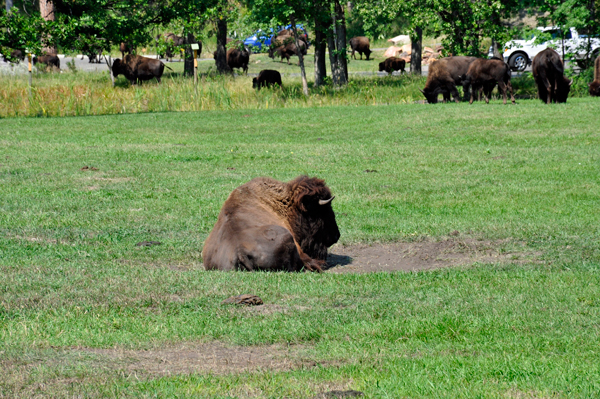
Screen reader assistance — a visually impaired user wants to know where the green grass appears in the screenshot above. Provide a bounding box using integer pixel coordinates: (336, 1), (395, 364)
(1, 100), (600, 398)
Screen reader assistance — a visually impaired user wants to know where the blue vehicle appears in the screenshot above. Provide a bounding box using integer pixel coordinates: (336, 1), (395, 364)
(243, 25), (308, 52)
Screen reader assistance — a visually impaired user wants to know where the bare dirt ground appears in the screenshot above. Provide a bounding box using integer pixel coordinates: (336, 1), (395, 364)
(326, 238), (538, 273)
(78, 342), (321, 377)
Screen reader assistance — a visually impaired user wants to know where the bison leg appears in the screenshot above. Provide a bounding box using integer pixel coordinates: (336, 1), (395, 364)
(507, 80), (516, 104)
(498, 81), (508, 105)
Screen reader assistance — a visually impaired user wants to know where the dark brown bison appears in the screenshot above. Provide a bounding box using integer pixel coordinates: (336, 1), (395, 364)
(33, 54), (60, 69)
(590, 56), (600, 97)
(379, 57), (406, 74)
(462, 58), (515, 105)
(112, 54), (172, 85)
(226, 47), (250, 74)
(421, 56), (477, 103)
(253, 69), (282, 89)
(3, 49), (25, 63)
(349, 37), (371, 60)
(162, 33), (187, 62)
(119, 42), (132, 59)
(532, 48), (572, 104)
(202, 176), (340, 272)
(268, 40), (307, 64)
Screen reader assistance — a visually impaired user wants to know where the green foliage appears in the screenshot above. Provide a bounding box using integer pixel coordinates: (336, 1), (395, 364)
(0, 8), (45, 56)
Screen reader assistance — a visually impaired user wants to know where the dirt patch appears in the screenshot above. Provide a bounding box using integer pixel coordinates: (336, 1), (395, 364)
(326, 238), (536, 273)
(79, 342), (319, 377)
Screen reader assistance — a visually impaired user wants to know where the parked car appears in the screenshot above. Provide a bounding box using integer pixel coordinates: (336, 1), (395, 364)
(499, 27), (600, 72)
(243, 25), (308, 52)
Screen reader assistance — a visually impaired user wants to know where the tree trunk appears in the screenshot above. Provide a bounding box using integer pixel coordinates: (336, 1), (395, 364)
(313, 9), (328, 87)
(105, 55), (115, 86)
(334, 0), (348, 83)
(215, 13), (230, 74)
(6, 0), (13, 12)
(327, 29), (342, 86)
(184, 32), (195, 76)
(39, 0), (56, 54)
(492, 39), (502, 59)
(289, 14), (309, 96)
(410, 26), (422, 75)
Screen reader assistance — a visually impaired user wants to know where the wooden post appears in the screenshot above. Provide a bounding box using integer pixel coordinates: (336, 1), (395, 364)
(28, 53), (32, 98)
(191, 43), (199, 94)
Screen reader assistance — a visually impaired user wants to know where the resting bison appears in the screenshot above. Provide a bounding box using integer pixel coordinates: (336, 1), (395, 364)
(253, 69), (282, 89)
(379, 57), (406, 74)
(590, 56), (600, 97)
(349, 37), (372, 60)
(532, 48), (572, 104)
(203, 176), (340, 272)
(112, 54), (172, 85)
(463, 58), (515, 105)
(33, 54), (60, 69)
(268, 40), (307, 64)
(421, 56), (477, 103)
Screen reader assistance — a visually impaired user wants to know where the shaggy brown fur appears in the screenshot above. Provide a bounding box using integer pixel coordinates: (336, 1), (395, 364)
(33, 54), (60, 69)
(589, 56), (600, 97)
(253, 69), (282, 89)
(421, 56), (477, 103)
(532, 48), (572, 104)
(202, 176), (340, 272)
(463, 58), (515, 105)
(379, 57), (406, 74)
(112, 54), (171, 85)
(349, 37), (372, 60)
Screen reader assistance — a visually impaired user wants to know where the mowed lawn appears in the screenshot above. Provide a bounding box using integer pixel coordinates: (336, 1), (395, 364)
(1, 99), (600, 398)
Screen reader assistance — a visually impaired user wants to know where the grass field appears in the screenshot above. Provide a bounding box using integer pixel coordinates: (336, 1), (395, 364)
(1, 100), (600, 398)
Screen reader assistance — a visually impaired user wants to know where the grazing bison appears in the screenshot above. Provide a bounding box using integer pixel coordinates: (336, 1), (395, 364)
(532, 48), (572, 104)
(226, 47), (250, 74)
(268, 40), (307, 64)
(590, 55), (600, 97)
(253, 69), (282, 89)
(163, 33), (186, 62)
(112, 54), (172, 85)
(349, 36), (372, 60)
(203, 176), (340, 272)
(379, 57), (406, 74)
(421, 56), (478, 103)
(33, 54), (60, 69)
(462, 58), (515, 104)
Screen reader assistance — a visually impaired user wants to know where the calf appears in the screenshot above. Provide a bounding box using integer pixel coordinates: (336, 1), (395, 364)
(588, 55), (600, 97)
(349, 36), (371, 60)
(532, 48), (572, 103)
(252, 69), (282, 89)
(463, 58), (515, 105)
(379, 57), (406, 74)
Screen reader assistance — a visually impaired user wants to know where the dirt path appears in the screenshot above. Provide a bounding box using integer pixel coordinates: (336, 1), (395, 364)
(326, 238), (536, 273)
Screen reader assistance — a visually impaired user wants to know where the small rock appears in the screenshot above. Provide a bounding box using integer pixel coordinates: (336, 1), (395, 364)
(222, 294), (263, 306)
(135, 241), (162, 247)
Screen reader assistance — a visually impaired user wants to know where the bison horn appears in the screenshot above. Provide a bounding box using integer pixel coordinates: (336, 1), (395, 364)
(319, 196), (335, 205)
(419, 89), (425, 94)
(569, 79), (573, 86)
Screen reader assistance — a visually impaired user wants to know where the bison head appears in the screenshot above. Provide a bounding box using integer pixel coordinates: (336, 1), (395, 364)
(556, 76), (572, 103)
(288, 176), (340, 260)
(589, 81), (600, 97)
(420, 87), (442, 104)
(378, 62), (385, 72)
(112, 58), (124, 77)
(268, 46), (275, 59)
(252, 77), (258, 88)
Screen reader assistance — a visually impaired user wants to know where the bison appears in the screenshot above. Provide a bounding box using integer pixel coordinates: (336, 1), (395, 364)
(590, 55), (600, 97)
(163, 33), (186, 62)
(268, 40), (307, 64)
(112, 54), (172, 85)
(119, 42), (132, 59)
(253, 69), (282, 89)
(421, 56), (477, 103)
(462, 58), (515, 105)
(202, 176), (340, 272)
(532, 48), (572, 104)
(33, 54), (60, 70)
(226, 47), (250, 74)
(349, 36), (371, 60)
(3, 49), (25, 63)
(379, 57), (406, 74)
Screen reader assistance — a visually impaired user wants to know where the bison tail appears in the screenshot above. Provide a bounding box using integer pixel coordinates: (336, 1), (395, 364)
(164, 65), (174, 71)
